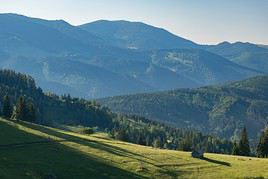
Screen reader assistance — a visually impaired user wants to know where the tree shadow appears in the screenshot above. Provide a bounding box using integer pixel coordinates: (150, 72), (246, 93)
(0, 120), (146, 178)
(201, 157), (231, 167)
(26, 122), (143, 151)
(15, 121), (157, 165)
(156, 162), (199, 167)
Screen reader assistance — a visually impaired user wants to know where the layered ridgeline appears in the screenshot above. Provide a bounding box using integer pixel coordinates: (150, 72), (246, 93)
(0, 69), (234, 153)
(205, 42), (268, 73)
(0, 13), (265, 98)
(98, 75), (268, 141)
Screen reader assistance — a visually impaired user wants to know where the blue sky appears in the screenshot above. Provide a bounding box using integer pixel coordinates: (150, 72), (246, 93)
(0, 0), (267, 44)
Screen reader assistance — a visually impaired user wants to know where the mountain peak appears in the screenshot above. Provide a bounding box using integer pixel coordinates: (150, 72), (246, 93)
(0, 13), (71, 26)
(217, 41), (231, 46)
(79, 20), (198, 50)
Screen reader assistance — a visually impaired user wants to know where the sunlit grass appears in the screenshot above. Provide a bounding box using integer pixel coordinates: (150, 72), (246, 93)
(0, 118), (267, 179)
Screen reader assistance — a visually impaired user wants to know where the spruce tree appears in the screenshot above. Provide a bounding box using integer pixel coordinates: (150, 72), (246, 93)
(2, 95), (12, 118)
(153, 138), (161, 148)
(27, 102), (36, 122)
(232, 141), (240, 155)
(15, 96), (28, 121)
(238, 127), (251, 156)
(257, 128), (268, 158)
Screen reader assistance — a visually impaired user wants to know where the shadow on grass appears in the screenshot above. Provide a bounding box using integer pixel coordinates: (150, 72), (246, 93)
(156, 162), (199, 167)
(201, 157), (231, 167)
(24, 122), (148, 155)
(1, 120), (145, 179)
(15, 121), (157, 165)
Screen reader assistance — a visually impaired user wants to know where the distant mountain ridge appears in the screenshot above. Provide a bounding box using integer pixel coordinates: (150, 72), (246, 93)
(0, 13), (266, 98)
(205, 41), (268, 73)
(79, 20), (199, 50)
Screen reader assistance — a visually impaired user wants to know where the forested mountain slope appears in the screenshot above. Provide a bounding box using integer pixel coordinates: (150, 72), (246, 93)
(99, 76), (268, 140)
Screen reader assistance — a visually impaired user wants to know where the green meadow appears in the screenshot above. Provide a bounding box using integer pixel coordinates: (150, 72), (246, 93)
(0, 118), (267, 179)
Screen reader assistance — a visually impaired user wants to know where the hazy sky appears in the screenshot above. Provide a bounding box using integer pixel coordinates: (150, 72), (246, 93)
(0, 0), (267, 45)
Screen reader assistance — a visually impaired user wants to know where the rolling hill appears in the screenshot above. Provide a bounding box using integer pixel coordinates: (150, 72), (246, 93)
(1, 118), (267, 179)
(0, 13), (264, 98)
(98, 75), (268, 140)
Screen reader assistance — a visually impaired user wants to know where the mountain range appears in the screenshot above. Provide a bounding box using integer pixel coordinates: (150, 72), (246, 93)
(0, 13), (267, 98)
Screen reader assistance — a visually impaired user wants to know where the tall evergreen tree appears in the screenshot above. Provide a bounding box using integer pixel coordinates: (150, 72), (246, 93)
(27, 102), (36, 122)
(257, 128), (268, 158)
(153, 137), (161, 148)
(232, 141), (240, 155)
(15, 96), (28, 121)
(2, 95), (12, 118)
(238, 127), (251, 156)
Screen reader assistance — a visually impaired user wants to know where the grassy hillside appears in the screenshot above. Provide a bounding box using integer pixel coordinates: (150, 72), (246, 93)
(0, 118), (267, 179)
(98, 75), (268, 140)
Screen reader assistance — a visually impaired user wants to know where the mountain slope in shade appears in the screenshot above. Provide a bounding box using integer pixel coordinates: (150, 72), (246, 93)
(79, 20), (199, 50)
(205, 42), (268, 73)
(0, 13), (93, 55)
(1, 57), (152, 98)
(149, 49), (262, 85)
(87, 48), (262, 91)
(98, 76), (268, 140)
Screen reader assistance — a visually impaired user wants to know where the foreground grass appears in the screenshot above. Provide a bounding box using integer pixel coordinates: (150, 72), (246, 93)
(0, 118), (267, 179)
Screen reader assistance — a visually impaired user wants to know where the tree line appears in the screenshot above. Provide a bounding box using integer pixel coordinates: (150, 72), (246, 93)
(1, 95), (36, 122)
(232, 127), (268, 158)
(109, 114), (234, 154)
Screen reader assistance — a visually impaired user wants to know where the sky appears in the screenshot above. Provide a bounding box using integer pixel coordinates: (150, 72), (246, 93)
(0, 0), (267, 45)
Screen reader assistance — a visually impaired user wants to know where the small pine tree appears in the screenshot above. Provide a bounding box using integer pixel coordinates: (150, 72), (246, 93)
(2, 95), (12, 119)
(27, 102), (36, 122)
(257, 128), (268, 158)
(232, 141), (240, 155)
(114, 129), (127, 141)
(153, 138), (161, 148)
(257, 131), (265, 157)
(238, 127), (251, 156)
(145, 135), (151, 146)
(15, 96), (28, 121)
